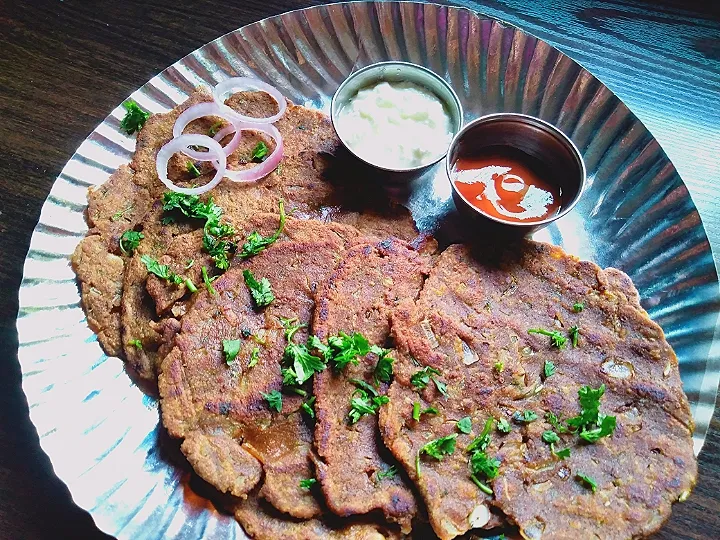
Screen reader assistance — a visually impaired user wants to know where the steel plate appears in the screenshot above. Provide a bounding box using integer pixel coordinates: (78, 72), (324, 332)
(16, 2), (720, 538)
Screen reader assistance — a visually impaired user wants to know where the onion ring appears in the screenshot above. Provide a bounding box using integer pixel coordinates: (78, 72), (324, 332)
(156, 134), (227, 195)
(212, 77), (287, 125)
(218, 122), (283, 183)
(172, 102), (242, 160)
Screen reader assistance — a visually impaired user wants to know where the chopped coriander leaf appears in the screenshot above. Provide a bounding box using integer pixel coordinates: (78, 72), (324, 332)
(410, 366), (440, 389)
(467, 418), (494, 453)
(327, 331), (370, 371)
(471, 476), (493, 495)
(186, 161), (201, 178)
(543, 359), (556, 379)
(243, 269), (274, 307)
(349, 378), (379, 397)
(307, 335), (330, 361)
(420, 434), (457, 460)
(457, 416), (472, 434)
(119, 230), (144, 255)
(496, 418), (511, 433)
(493, 361), (504, 373)
(248, 347), (260, 368)
(348, 389), (388, 424)
(280, 316), (306, 342)
(512, 410), (538, 424)
(299, 478), (317, 490)
(120, 100), (150, 134)
(289, 387), (308, 397)
(239, 200), (286, 258)
(127, 339), (143, 349)
(412, 402), (438, 421)
(528, 328), (567, 349)
(223, 339), (241, 365)
(281, 342), (326, 386)
(375, 465), (397, 481)
(301, 396), (316, 418)
(140, 255), (183, 285)
(579, 415), (617, 443)
(552, 445), (571, 459)
(470, 451), (500, 482)
(208, 121), (223, 136)
(262, 390), (283, 412)
(372, 346), (394, 385)
(542, 430), (560, 444)
(433, 377), (449, 397)
(545, 411), (569, 434)
(573, 302), (584, 312)
(162, 192), (221, 221)
(568, 325), (580, 347)
(251, 141), (269, 162)
(576, 473), (597, 492)
(202, 266), (216, 295)
(567, 384), (617, 444)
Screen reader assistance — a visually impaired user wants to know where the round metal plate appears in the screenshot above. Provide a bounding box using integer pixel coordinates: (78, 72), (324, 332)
(16, 2), (720, 538)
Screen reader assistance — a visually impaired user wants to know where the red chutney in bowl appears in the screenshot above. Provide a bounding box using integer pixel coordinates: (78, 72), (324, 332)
(451, 146), (562, 224)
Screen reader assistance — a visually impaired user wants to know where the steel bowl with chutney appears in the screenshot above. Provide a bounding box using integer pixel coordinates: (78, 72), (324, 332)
(446, 113), (586, 236)
(331, 61), (463, 174)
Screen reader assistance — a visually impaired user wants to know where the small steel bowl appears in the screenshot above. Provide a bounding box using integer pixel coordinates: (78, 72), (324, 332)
(446, 113), (586, 236)
(331, 61), (463, 174)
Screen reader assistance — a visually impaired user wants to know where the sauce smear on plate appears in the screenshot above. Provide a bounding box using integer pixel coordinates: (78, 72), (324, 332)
(452, 146), (562, 223)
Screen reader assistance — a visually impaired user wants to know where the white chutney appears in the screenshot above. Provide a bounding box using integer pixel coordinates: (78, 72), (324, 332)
(335, 81), (454, 169)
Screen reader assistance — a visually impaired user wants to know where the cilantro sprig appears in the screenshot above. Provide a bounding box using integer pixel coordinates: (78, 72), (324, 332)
(348, 379), (388, 424)
(372, 346), (394, 384)
(528, 328), (567, 349)
(141, 255), (183, 285)
(566, 384), (616, 442)
(120, 100), (149, 134)
(119, 230), (143, 255)
(416, 434), (457, 477)
(223, 339), (241, 365)
(239, 201), (286, 258)
(466, 418), (499, 495)
(243, 269), (274, 308)
(410, 366), (448, 397)
(376, 466), (397, 481)
(262, 390), (283, 412)
(412, 402), (438, 421)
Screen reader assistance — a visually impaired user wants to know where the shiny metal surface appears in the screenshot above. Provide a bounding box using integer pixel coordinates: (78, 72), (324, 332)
(331, 60), (463, 172)
(15, 2), (719, 539)
(446, 113), (586, 234)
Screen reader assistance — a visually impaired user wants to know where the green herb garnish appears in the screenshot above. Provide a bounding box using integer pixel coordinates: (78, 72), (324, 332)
(375, 465), (397, 481)
(208, 121), (223, 136)
(201, 266), (216, 295)
(326, 332), (370, 371)
(512, 410), (538, 424)
(120, 99), (149, 134)
(243, 269), (274, 307)
(239, 200), (285, 258)
(301, 396), (316, 418)
(576, 473), (597, 492)
(573, 302), (584, 312)
(493, 361), (504, 373)
(567, 384), (616, 443)
(223, 339), (241, 365)
(127, 339), (143, 349)
(569, 325), (580, 347)
(140, 255), (183, 285)
(184, 278), (198, 293)
(466, 418), (499, 494)
(416, 434), (457, 476)
(262, 390), (283, 413)
(372, 346), (394, 385)
(299, 478), (317, 490)
(281, 342), (326, 386)
(248, 347), (260, 368)
(119, 230), (144, 255)
(186, 161), (201, 178)
(457, 416), (472, 434)
(528, 328), (567, 349)
(251, 141), (269, 162)
(496, 418), (511, 433)
(543, 359), (556, 379)
(545, 411), (569, 433)
(412, 402), (439, 421)
(410, 366), (448, 396)
(280, 317), (306, 342)
(348, 389), (389, 424)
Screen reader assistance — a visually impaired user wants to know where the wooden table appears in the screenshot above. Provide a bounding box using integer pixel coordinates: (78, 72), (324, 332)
(0, 0), (718, 537)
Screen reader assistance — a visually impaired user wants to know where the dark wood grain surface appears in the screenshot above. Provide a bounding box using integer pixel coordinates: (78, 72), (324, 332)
(0, 0), (718, 538)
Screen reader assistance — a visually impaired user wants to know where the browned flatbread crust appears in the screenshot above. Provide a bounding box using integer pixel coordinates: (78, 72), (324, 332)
(380, 242), (697, 539)
(312, 239), (430, 531)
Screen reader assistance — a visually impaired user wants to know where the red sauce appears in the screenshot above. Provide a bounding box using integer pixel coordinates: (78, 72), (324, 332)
(452, 146), (562, 223)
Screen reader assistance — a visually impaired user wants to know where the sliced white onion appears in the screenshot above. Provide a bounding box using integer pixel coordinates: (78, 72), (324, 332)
(218, 123), (284, 183)
(156, 134), (227, 195)
(172, 102), (242, 160)
(213, 77), (287, 124)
